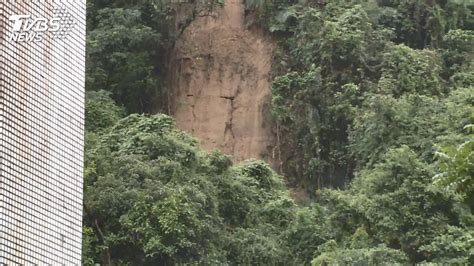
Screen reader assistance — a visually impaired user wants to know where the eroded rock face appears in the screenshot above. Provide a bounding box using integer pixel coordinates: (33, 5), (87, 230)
(168, 0), (277, 165)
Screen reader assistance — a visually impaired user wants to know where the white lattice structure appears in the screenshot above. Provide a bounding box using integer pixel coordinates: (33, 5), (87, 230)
(0, 1), (85, 264)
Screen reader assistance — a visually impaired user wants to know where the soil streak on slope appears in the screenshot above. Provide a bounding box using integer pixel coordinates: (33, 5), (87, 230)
(167, 0), (277, 165)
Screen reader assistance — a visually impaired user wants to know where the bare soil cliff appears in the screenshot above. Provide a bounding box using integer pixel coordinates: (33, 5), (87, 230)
(167, 0), (277, 165)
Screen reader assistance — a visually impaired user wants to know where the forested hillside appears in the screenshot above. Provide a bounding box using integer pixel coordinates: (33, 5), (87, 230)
(83, 0), (473, 264)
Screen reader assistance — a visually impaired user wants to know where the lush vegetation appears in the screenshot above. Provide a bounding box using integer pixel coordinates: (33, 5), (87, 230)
(83, 0), (473, 264)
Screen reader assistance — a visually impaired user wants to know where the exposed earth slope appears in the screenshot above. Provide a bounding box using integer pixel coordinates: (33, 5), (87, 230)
(167, 0), (276, 164)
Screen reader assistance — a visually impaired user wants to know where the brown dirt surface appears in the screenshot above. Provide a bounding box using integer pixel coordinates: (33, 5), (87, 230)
(167, 0), (278, 166)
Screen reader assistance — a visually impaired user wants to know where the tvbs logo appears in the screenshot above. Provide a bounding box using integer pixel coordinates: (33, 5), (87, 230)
(7, 7), (75, 42)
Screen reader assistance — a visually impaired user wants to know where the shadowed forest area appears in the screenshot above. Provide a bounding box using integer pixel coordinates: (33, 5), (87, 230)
(83, 0), (473, 264)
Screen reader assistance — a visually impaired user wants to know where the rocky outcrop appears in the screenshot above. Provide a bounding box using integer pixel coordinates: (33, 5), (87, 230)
(167, 0), (277, 165)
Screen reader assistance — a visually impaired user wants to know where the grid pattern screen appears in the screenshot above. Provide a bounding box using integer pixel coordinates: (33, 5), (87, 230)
(0, 1), (85, 264)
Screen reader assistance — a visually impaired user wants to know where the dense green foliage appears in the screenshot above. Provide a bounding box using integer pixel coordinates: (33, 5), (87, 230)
(86, 0), (220, 113)
(83, 0), (473, 264)
(268, 0), (473, 189)
(83, 107), (329, 264)
(86, 1), (165, 113)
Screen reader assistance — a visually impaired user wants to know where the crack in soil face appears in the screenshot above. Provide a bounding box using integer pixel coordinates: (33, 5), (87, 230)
(167, 0), (278, 166)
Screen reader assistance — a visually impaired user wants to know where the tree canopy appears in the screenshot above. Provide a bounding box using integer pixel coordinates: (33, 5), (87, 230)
(83, 0), (474, 264)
